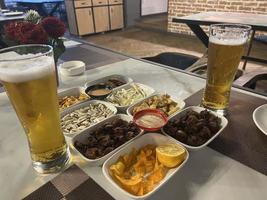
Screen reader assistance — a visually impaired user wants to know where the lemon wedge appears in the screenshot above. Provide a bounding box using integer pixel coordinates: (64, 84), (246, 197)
(156, 144), (186, 168)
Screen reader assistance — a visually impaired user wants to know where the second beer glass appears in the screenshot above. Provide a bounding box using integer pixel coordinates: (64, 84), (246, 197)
(201, 24), (251, 115)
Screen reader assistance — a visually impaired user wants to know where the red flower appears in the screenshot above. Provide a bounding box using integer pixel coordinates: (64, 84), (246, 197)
(4, 21), (48, 44)
(41, 17), (66, 38)
(4, 22), (23, 41)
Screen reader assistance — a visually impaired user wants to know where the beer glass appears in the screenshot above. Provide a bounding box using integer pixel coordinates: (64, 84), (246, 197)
(201, 24), (251, 115)
(0, 45), (69, 173)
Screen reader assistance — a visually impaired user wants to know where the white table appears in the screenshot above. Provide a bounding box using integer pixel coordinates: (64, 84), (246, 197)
(0, 58), (266, 200)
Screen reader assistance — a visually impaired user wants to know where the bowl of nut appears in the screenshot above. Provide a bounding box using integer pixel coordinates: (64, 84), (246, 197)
(72, 114), (144, 166)
(127, 93), (185, 118)
(61, 100), (117, 137)
(162, 106), (228, 151)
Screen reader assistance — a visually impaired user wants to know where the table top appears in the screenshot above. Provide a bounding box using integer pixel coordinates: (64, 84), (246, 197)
(0, 45), (267, 200)
(173, 11), (267, 31)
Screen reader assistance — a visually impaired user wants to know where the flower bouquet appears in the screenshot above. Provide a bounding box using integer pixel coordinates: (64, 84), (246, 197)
(3, 10), (66, 63)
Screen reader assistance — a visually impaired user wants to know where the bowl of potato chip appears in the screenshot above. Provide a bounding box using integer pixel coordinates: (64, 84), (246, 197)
(102, 133), (189, 199)
(58, 87), (90, 111)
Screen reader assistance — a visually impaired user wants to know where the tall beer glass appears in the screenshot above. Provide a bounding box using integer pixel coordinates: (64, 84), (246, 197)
(0, 45), (69, 173)
(201, 24), (251, 115)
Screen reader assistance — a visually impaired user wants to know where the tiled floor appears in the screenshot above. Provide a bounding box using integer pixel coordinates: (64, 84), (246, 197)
(82, 15), (267, 93)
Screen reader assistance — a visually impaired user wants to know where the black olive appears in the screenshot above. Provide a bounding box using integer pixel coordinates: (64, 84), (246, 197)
(126, 131), (135, 140)
(85, 148), (98, 159)
(103, 147), (114, 155)
(208, 121), (220, 133)
(87, 135), (98, 147)
(98, 135), (110, 147)
(187, 135), (198, 146)
(176, 130), (188, 143)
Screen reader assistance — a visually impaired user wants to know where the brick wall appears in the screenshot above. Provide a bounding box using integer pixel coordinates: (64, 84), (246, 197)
(168, 0), (267, 35)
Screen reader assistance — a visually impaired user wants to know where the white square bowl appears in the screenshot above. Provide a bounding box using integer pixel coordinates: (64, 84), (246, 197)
(58, 87), (90, 112)
(106, 82), (155, 113)
(61, 100), (117, 137)
(161, 106), (228, 151)
(84, 74), (133, 90)
(126, 93), (186, 118)
(102, 133), (189, 199)
(71, 114), (144, 166)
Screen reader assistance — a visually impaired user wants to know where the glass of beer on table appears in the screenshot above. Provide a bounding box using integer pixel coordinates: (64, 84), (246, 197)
(201, 24), (251, 115)
(0, 45), (69, 173)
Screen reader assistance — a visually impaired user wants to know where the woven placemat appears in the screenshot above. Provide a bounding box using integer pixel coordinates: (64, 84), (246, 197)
(185, 89), (267, 175)
(23, 165), (114, 200)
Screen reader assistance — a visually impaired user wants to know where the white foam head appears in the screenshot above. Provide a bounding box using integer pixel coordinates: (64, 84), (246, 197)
(0, 53), (54, 83)
(209, 35), (247, 46)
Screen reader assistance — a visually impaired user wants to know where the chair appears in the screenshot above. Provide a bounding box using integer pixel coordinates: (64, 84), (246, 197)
(142, 52), (199, 70)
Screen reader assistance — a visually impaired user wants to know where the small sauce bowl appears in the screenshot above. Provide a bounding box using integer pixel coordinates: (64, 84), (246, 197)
(85, 84), (112, 100)
(133, 109), (168, 131)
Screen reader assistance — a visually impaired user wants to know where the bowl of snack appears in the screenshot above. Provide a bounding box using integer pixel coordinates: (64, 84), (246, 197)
(106, 83), (155, 112)
(162, 106), (228, 150)
(84, 74), (132, 90)
(102, 133), (189, 199)
(133, 109), (168, 132)
(85, 84), (112, 100)
(58, 87), (90, 111)
(72, 114), (144, 166)
(61, 100), (117, 137)
(127, 93), (185, 118)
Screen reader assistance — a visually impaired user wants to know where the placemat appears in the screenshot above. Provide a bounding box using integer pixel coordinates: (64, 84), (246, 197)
(185, 89), (267, 175)
(23, 165), (115, 200)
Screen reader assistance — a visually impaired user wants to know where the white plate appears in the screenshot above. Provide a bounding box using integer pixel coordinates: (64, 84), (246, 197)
(106, 82), (155, 112)
(2, 11), (24, 16)
(253, 104), (267, 135)
(58, 87), (90, 112)
(161, 106), (228, 151)
(102, 133), (189, 199)
(127, 93), (186, 118)
(61, 100), (117, 137)
(71, 114), (144, 166)
(84, 74), (133, 90)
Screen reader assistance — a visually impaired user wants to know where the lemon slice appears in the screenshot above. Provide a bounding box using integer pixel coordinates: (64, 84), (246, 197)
(156, 144), (186, 168)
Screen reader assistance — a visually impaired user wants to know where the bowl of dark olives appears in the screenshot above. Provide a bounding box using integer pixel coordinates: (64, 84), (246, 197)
(162, 106), (228, 150)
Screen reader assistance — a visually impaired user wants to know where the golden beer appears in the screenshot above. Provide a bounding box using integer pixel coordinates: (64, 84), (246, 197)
(201, 24), (251, 115)
(0, 45), (69, 173)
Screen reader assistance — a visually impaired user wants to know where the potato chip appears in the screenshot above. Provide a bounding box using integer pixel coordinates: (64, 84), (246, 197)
(109, 144), (176, 196)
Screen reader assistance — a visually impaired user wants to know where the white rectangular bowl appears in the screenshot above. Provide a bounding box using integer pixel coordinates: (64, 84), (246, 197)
(58, 87), (90, 112)
(106, 82), (155, 113)
(102, 133), (189, 200)
(84, 74), (133, 90)
(161, 106), (228, 151)
(61, 100), (117, 137)
(71, 114), (144, 166)
(127, 93), (186, 118)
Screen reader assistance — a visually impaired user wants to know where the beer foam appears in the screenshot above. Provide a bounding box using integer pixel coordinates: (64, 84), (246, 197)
(209, 36), (246, 46)
(0, 54), (54, 83)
